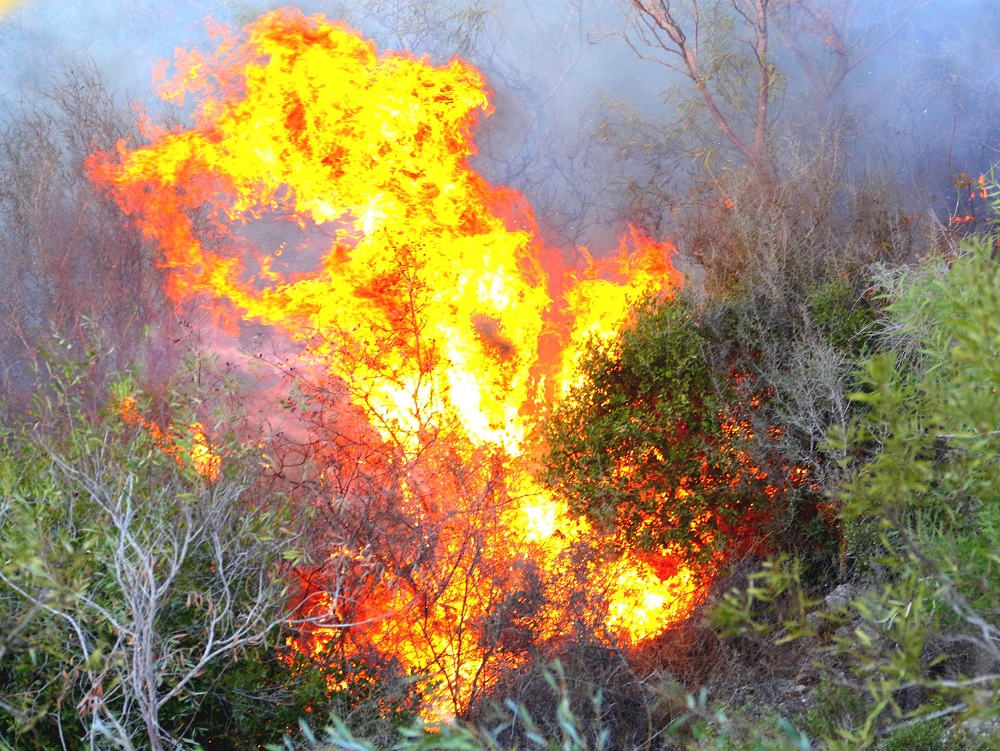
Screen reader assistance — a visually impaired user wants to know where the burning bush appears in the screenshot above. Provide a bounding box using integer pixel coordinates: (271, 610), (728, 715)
(83, 8), (707, 720)
(543, 294), (830, 571)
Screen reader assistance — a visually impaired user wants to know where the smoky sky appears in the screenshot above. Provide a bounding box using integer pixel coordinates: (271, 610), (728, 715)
(2, 0), (998, 252)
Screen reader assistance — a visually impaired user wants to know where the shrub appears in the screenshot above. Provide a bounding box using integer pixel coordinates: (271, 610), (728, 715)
(543, 296), (765, 565)
(543, 292), (837, 571)
(0, 346), (312, 749)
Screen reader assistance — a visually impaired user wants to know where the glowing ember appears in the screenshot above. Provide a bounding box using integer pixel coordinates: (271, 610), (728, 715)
(89, 9), (700, 715)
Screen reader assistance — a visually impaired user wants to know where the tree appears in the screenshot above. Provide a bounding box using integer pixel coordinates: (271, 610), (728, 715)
(617, 1), (923, 182)
(774, 0), (918, 121)
(619, 0), (779, 186)
(0, 63), (161, 400)
(0, 349), (311, 750)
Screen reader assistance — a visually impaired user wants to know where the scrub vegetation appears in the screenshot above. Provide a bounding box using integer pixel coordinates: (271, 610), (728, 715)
(1, 1), (999, 750)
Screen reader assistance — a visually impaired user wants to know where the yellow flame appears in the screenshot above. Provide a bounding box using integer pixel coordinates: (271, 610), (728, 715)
(91, 10), (699, 716)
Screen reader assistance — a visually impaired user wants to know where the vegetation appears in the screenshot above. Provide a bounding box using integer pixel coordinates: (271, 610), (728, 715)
(542, 292), (831, 568)
(278, 225), (1000, 751)
(0, 347), (330, 749)
(544, 296), (739, 563)
(0, 64), (158, 400)
(6, 182), (994, 750)
(2, 2), (1000, 750)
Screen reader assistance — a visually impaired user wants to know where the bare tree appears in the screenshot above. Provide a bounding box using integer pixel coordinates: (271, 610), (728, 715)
(0, 62), (161, 400)
(616, 0), (926, 191)
(775, 0), (927, 128)
(324, 0), (491, 60)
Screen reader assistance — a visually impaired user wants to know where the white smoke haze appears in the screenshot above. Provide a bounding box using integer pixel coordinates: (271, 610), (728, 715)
(0, 0), (996, 388)
(3, 0), (997, 248)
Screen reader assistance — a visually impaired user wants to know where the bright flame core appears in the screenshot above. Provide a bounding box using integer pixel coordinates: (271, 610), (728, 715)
(89, 9), (698, 716)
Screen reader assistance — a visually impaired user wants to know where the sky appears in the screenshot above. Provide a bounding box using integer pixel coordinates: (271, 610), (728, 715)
(1, 0), (998, 250)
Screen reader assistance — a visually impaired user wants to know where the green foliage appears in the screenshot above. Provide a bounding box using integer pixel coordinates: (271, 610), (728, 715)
(543, 296), (755, 564)
(662, 686), (812, 751)
(0, 345), (318, 749)
(874, 718), (950, 751)
(832, 237), (1000, 584)
(690, 226), (1000, 750)
(181, 648), (420, 750)
(684, 712), (812, 751)
(822, 237), (1000, 743)
(709, 556), (817, 642)
(284, 715), (495, 751)
(707, 233), (1000, 750)
(543, 291), (838, 569)
(807, 276), (875, 356)
(798, 683), (868, 742)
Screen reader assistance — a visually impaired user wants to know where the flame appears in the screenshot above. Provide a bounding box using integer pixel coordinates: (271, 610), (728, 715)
(557, 226), (682, 396)
(89, 9), (699, 715)
(118, 396), (221, 481)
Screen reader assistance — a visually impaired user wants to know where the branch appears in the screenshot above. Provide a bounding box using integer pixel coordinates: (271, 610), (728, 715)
(628, 0), (766, 172)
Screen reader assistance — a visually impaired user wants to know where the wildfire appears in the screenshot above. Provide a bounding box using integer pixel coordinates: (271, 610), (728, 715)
(118, 396), (221, 481)
(89, 9), (700, 716)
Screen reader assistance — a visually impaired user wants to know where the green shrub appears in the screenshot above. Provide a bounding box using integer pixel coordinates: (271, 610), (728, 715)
(807, 276), (875, 355)
(543, 296), (788, 565)
(0, 346), (312, 749)
(799, 683), (867, 741)
(679, 701), (811, 751)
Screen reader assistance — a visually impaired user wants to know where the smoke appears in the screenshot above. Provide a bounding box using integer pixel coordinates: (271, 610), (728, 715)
(4, 0), (998, 245)
(0, 0), (997, 373)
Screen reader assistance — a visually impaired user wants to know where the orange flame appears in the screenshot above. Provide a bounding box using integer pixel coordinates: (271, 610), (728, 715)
(90, 9), (698, 715)
(118, 396), (221, 481)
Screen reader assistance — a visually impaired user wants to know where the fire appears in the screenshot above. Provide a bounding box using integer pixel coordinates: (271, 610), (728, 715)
(118, 396), (221, 481)
(557, 226), (682, 396)
(89, 9), (701, 716)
